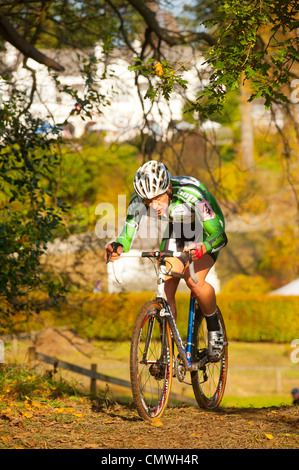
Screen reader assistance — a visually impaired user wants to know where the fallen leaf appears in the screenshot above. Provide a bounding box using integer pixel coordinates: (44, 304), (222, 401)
(24, 440), (38, 447)
(21, 411), (33, 419)
(55, 408), (65, 414)
(282, 415), (291, 421)
(265, 433), (274, 440)
(150, 418), (163, 427)
(248, 421), (254, 426)
(31, 401), (42, 409)
(1, 409), (13, 421)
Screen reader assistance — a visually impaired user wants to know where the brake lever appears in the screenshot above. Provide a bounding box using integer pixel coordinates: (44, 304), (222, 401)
(189, 251), (198, 284)
(112, 260), (122, 284)
(106, 251), (112, 264)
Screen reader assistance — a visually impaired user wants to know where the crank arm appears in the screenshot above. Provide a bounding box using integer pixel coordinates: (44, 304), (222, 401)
(189, 355), (209, 372)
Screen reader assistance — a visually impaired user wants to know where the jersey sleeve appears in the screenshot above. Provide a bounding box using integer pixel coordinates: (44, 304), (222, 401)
(195, 200), (227, 254)
(115, 195), (146, 252)
(202, 217), (228, 254)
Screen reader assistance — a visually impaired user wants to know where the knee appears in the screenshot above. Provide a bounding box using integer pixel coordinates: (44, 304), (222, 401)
(185, 276), (205, 291)
(186, 277), (215, 297)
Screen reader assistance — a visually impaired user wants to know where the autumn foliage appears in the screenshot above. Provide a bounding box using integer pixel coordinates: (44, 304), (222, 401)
(21, 291), (299, 344)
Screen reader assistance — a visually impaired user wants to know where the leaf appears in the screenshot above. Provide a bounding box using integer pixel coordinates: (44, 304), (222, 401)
(31, 401), (42, 409)
(150, 418), (163, 427)
(21, 411), (33, 419)
(154, 62), (163, 76)
(55, 407), (65, 414)
(265, 433), (274, 440)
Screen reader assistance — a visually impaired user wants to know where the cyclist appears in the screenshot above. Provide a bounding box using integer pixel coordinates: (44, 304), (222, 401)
(106, 160), (228, 362)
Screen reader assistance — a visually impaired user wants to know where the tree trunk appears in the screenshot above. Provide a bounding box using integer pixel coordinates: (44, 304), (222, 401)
(240, 75), (254, 170)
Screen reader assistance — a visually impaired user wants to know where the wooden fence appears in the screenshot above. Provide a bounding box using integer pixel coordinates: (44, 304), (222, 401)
(28, 346), (197, 404)
(28, 346), (131, 395)
(28, 347), (297, 400)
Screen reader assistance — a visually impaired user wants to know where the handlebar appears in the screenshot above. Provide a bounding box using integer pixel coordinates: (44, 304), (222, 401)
(109, 249), (198, 285)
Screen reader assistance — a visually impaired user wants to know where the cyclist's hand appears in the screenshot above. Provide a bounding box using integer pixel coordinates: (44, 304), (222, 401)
(183, 242), (207, 262)
(106, 242), (123, 263)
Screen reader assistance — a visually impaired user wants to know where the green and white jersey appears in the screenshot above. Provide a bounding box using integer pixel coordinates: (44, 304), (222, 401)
(116, 176), (227, 258)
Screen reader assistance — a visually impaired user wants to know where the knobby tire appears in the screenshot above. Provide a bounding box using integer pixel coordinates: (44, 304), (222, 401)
(130, 300), (173, 421)
(191, 304), (228, 410)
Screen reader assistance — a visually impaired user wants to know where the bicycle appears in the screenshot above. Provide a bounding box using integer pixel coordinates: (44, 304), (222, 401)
(111, 249), (228, 422)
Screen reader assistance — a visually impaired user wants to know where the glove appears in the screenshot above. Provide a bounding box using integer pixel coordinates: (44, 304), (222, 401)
(106, 242), (123, 263)
(194, 243), (203, 260)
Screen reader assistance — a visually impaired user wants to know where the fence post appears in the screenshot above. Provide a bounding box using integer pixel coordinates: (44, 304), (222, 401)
(28, 346), (36, 369)
(90, 364), (97, 395)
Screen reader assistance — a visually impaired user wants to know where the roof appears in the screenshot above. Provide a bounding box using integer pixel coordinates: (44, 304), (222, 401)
(269, 278), (299, 296)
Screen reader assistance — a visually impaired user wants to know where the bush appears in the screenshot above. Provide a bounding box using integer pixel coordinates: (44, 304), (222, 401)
(35, 291), (299, 343)
(218, 293), (299, 343)
(221, 274), (272, 294)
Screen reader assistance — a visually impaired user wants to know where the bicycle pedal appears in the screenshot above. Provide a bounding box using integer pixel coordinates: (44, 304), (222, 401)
(160, 308), (170, 317)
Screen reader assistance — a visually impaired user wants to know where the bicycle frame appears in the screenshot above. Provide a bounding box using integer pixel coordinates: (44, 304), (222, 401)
(112, 250), (208, 372)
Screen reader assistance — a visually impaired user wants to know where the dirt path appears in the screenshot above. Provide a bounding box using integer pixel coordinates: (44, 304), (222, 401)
(2, 329), (298, 451)
(1, 396), (298, 450)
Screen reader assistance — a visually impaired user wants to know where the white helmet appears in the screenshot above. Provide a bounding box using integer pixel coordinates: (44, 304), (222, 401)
(133, 160), (171, 199)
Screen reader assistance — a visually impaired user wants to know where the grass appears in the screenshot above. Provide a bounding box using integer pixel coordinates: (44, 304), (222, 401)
(2, 334), (299, 409)
(0, 363), (80, 405)
(221, 395), (293, 408)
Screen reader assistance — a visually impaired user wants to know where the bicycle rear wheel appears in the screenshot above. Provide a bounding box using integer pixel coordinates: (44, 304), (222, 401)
(191, 304), (228, 410)
(130, 300), (173, 421)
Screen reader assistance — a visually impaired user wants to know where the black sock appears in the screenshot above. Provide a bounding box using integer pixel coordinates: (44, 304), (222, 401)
(205, 310), (220, 331)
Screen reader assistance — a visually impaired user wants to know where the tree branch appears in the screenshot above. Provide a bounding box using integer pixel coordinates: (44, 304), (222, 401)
(0, 12), (64, 71)
(126, 0), (216, 46)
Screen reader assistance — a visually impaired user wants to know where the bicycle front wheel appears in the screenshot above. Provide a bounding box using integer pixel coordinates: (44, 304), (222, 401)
(191, 304), (228, 410)
(130, 300), (173, 421)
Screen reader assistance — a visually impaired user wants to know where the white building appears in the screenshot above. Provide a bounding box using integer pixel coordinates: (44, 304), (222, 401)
(1, 42), (216, 142)
(269, 279), (299, 296)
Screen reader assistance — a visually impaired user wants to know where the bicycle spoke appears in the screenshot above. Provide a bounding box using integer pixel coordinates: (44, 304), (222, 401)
(130, 301), (173, 420)
(191, 305), (228, 410)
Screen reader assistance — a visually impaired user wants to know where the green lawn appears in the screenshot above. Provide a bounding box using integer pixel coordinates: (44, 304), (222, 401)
(4, 337), (299, 408)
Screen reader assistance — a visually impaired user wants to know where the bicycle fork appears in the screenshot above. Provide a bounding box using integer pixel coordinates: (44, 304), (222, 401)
(141, 309), (169, 371)
(159, 295), (208, 372)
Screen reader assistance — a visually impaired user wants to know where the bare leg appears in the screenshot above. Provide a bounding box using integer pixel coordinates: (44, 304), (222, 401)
(175, 253), (223, 361)
(164, 258), (184, 320)
(183, 254), (216, 316)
